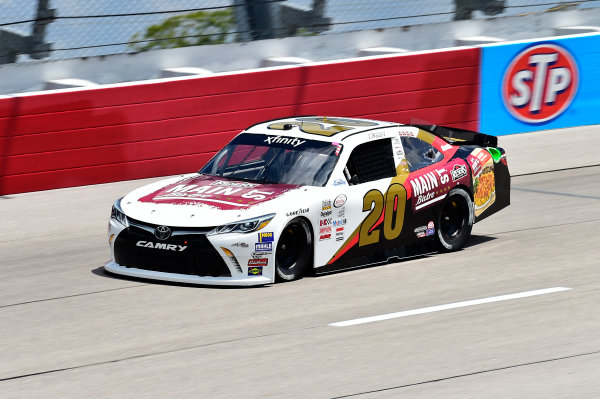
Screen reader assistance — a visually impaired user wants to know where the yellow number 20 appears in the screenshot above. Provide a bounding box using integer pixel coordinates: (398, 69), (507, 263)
(359, 184), (407, 247)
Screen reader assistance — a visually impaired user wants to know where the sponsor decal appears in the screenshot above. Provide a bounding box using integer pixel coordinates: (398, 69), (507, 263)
(286, 208), (309, 217)
(320, 209), (332, 217)
(333, 179), (346, 186)
(319, 218), (332, 226)
(469, 149), (496, 217)
(503, 43), (578, 123)
(410, 169), (451, 210)
(139, 175), (300, 210)
(416, 191), (435, 205)
(409, 169), (455, 211)
(251, 251), (271, 258)
(469, 148), (492, 178)
(157, 184), (273, 200)
(248, 258), (268, 267)
(368, 131), (385, 140)
(335, 227), (344, 232)
(332, 218), (346, 227)
(335, 232), (344, 241)
(255, 242), (272, 252)
(319, 226), (332, 234)
(258, 232), (274, 242)
(322, 200), (332, 210)
(264, 135), (306, 147)
(337, 207), (345, 217)
(136, 241), (187, 251)
(211, 180), (258, 188)
(474, 166), (496, 217)
(411, 170), (442, 196)
(470, 157), (482, 175)
(231, 242), (249, 248)
(398, 128), (418, 137)
(450, 164), (468, 182)
(414, 226), (427, 234)
(334, 194), (347, 208)
(248, 266), (263, 276)
(414, 225), (431, 238)
(319, 234), (331, 241)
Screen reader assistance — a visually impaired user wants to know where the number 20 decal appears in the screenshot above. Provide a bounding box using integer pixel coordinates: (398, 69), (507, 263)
(359, 184), (407, 247)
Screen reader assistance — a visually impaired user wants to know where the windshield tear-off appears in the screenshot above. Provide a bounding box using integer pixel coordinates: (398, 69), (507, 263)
(200, 134), (342, 187)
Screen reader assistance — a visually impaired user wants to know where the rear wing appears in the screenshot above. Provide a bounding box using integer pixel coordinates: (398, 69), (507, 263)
(412, 124), (498, 148)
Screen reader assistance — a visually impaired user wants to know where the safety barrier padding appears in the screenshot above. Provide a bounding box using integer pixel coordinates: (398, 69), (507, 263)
(0, 47), (480, 195)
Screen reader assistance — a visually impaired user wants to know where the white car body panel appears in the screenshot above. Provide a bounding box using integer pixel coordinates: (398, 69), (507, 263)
(104, 116), (506, 286)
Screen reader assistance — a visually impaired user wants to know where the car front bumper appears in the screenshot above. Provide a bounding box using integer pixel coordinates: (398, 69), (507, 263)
(104, 261), (272, 286)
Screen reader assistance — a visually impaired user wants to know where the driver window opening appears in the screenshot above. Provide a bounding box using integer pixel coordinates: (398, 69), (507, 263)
(345, 138), (396, 185)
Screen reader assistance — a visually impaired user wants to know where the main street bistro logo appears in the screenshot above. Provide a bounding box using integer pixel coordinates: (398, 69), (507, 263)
(502, 43), (578, 123)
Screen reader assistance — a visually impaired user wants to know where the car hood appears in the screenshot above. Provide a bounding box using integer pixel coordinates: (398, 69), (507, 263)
(121, 174), (302, 227)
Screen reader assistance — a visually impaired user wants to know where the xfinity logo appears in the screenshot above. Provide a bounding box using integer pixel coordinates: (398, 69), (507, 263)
(264, 135), (306, 147)
(136, 241), (187, 251)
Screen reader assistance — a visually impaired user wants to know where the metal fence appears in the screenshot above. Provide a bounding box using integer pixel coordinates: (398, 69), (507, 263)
(0, 0), (598, 63)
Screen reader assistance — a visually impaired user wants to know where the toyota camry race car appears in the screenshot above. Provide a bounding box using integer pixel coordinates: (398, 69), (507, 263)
(105, 116), (510, 286)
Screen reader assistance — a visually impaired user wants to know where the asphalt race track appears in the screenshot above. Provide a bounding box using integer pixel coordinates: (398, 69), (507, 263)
(1, 126), (599, 398)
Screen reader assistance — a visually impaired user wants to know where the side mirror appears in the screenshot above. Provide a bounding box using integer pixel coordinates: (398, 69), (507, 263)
(349, 175), (360, 185)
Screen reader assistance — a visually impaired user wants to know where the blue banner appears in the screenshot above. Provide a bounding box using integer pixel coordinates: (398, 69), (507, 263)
(480, 34), (600, 135)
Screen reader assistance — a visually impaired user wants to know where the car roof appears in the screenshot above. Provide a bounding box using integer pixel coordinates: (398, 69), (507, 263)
(244, 116), (402, 142)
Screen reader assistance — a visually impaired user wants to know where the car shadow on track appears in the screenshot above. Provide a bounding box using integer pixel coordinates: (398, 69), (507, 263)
(464, 234), (497, 248)
(91, 267), (267, 290)
(91, 235), (496, 288)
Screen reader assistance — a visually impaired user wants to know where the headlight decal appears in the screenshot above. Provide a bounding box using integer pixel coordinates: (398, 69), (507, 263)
(111, 198), (129, 227)
(208, 213), (275, 235)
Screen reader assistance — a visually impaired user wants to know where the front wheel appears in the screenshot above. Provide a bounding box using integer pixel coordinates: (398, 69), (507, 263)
(275, 218), (312, 282)
(436, 188), (474, 251)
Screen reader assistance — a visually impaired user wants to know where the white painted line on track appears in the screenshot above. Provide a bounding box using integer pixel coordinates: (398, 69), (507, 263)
(328, 287), (572, 327)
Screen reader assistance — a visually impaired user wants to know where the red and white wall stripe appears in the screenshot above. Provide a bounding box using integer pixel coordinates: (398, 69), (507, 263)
(0, 47), (480, 195)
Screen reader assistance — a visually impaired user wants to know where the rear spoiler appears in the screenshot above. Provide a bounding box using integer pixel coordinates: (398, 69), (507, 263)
(411, 124), (498, 148)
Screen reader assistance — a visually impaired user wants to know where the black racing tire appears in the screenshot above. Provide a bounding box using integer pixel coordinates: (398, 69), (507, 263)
(275, 218), (312, 282)
(436, 188), (474, 252)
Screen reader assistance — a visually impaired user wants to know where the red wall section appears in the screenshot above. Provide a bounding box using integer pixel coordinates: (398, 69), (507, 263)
(0, 47), (480, 195)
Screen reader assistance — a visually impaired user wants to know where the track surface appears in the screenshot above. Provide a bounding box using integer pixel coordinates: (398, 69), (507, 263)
(1, 129), (600, 398)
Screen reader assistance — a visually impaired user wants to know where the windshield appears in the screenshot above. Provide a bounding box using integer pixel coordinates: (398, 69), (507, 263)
(200, 133), (342, 187)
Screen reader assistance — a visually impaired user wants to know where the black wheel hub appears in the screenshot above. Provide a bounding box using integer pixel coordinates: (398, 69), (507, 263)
(276, 223), (305, 270)
(440, 198), (466, 242)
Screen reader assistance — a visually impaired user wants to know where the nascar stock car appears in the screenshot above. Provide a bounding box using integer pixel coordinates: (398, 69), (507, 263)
(105, 116), (510, 286)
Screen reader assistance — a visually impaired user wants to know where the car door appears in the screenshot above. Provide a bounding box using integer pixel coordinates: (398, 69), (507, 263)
(321, 137), (411, 269)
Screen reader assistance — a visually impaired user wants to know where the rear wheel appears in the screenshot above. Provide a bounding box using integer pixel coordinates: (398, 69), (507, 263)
(436, 188), (474, 251)
(275, 218), (312, 282)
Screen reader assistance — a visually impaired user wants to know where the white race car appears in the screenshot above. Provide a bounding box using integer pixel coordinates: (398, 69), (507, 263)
(105, 116), (510, 286)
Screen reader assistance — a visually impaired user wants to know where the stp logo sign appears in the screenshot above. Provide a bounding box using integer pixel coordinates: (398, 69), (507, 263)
(503, 44), (578, 123)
